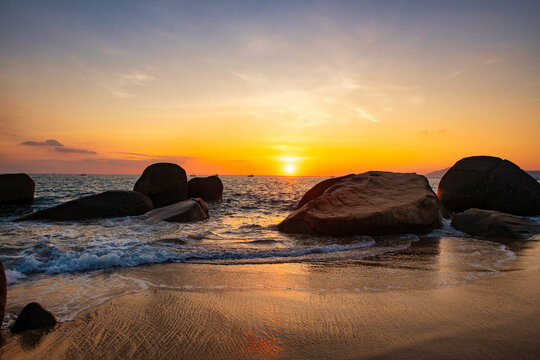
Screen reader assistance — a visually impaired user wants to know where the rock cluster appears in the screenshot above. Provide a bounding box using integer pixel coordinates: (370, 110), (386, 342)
(187, 176), (223, 202)
(133, 163), (188, 208)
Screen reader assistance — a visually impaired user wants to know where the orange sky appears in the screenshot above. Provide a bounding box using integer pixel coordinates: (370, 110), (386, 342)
(1, 1), (539, 176)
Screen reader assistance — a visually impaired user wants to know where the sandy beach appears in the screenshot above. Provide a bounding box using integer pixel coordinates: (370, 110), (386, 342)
(2, 237), (539, 360)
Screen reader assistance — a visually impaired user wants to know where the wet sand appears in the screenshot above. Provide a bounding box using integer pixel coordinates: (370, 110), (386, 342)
(2, 238), (539, 359)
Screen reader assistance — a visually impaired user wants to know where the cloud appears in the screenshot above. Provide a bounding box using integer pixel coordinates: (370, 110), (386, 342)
(419, 129), (449, 136)
(107, 71), (156, 98)
(54, 147), (97, 154)
(485, 57), (499, 65)
(354, 107), (378, 122)
(21, 139), (63, 146)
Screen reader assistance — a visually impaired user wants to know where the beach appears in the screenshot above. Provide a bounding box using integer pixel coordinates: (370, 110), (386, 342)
(2, 236), (539, 359)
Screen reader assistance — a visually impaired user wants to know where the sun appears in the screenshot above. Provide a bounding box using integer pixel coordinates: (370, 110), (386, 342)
(284, 163), (296, 175)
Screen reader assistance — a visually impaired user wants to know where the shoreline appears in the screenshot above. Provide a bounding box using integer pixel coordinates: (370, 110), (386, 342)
(2, 238), (539, 359)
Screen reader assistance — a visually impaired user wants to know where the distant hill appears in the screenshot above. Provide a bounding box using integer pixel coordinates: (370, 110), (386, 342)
(425, 168), (540, 179)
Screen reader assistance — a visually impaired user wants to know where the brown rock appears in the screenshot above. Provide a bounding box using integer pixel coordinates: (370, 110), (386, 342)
(278, 171), (444, 236)
(187, 176), (223, 202)
(10, 302), (57, 333)
(16, 190), (153, 221)
(0, 260), (6, 327)
(134, 163), (188, 208)
(0, 173), (35, 204)
(296, 174), (354, 208)
(437, 156), (540, 215)
(451, 208), (540, 239)
(145, 198), (209, 223)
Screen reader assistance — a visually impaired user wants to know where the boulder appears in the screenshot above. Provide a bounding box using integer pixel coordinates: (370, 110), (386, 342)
(437, 156), (540, 215)
(16, 190), (153, 221)
(0, 260), (6, 326)
(187, 176), (223, 201)
(452, 208), (540, 239)
(278, 171), (444, 236)
(134, 163), (188, 208)
(10, 302), (57, 333)
(297, 174), (354, 208)
(0, 173), (35, 204)
(145, 198), (209, 223)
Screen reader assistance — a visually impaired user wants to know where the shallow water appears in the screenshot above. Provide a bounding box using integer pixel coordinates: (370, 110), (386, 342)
(0, 175), (518, 323)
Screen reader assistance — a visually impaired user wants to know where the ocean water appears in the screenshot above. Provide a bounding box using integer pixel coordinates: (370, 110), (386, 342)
(0, 175), (517, 324)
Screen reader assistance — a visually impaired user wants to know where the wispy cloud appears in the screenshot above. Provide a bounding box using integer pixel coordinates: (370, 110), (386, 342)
(21, 139), (63, 146)
(485, 57), (499, 65)
(419, 129), (449, 136)
(354, 107), (378, 122)
(54, 147), (97, 154)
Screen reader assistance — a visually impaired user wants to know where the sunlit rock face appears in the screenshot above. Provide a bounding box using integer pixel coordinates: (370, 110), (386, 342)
(145, 198), (209, 223)
(452, 208), (540, 239)
(437, 156), (540, 216)
(0, 173), (35, 204)
(16, 191), (154, 221)
(134, 163), (188, 208)
(187, 176), (223, 202)
(278, 171), (444, 236)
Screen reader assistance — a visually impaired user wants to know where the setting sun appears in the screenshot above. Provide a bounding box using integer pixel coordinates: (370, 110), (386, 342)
(284, 163), (296, 176)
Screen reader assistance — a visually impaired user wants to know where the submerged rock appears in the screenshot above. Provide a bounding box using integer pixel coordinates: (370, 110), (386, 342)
(134, 163), (188, 208)
(278, 171), (444, 236)
(0, 173), (35, 204)
(452, 208), (540, 239)
(145, 198), (209, 223)
(0, 260), (6, 326)
(16, 190), (153, 221)
(10, 302), (57, 333)
(187, 176), (223, 202)
(437, 156), (540, 215)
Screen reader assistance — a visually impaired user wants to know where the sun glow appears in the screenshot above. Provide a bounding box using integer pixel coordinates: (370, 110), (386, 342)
(284, 163), (296, 175)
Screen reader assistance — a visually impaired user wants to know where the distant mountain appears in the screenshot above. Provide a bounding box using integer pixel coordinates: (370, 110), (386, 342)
(425, 168), (540, 179)
(424, 167), (450, 178)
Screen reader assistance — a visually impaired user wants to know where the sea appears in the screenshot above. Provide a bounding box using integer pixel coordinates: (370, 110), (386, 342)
(0, 174), (522, 326)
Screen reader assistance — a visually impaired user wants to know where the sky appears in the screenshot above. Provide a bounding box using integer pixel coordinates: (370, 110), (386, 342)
(1, 0), (539, 176)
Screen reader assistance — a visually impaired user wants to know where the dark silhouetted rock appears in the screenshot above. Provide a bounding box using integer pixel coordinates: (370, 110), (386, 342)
(0, 174), (35, 204)
(0, 260), (6, 326)
(145, 198), (209, 223)
(297, 174), (354, 208)
(452, 208), (540, 239)
(10, 302), (57, 333)
(187, 176), (223, 202)
(278, 171), (444, 236)
(437, 156), (540, 215)
(16, 191), (153, 221)
(134, 163), (188, 208)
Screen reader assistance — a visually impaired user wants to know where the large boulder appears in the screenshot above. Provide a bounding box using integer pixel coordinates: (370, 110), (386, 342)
(187, 176), (223, 202)
(297, 174), (354, 208)
(134, 163), (188, 208)
(278, 171), (444, 236)
(452, 208), (540, 239)
(16, 190), (153, 221)
(10, 302), (57, 333)
(437, 156), (540, 215)
(0, 260), (6, 327)
(0, 173), (35, 204)
(145, 198), (209, 223)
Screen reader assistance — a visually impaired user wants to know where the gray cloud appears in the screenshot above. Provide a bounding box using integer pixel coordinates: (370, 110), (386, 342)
(54, 147), (97, 155)
(21, 139), (63, 146)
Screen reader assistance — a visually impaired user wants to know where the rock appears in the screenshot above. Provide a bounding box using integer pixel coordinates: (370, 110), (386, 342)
(0, 173), (35, 204)
(134, 163), (188, 208)
(437, 156), (540, 215)
(452, 208), (540, 239)
(187, 176), (223, 202)
(145, 198), (209, 223)
(16, 190), (153, 221)
(10, 302), (57, 333)
(297, 174), (354, 208)
(0, 260), (6, 327)
(278, 171), (444, 236)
